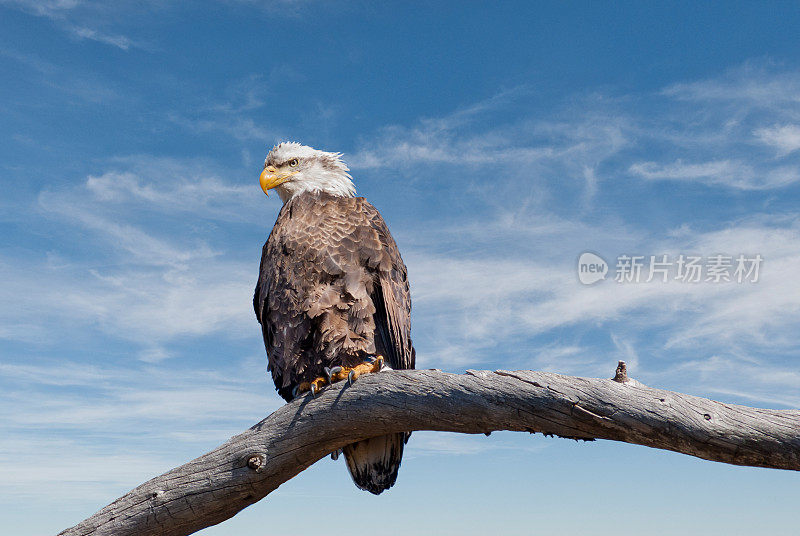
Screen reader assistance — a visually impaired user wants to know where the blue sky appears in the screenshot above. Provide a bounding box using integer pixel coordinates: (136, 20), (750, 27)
(2, 1), (800, 534)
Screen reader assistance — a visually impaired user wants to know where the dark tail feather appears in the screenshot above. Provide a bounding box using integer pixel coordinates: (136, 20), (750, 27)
(342, 432), (407, 495)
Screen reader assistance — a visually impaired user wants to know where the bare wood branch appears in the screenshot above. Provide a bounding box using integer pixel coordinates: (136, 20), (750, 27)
(58, 366), (800, 536)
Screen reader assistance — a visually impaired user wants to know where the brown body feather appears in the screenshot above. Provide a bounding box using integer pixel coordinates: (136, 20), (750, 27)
(254, 191), (415, 493)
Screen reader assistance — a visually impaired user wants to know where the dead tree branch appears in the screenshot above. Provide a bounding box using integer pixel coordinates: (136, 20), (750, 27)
(58, 364), (800, 536)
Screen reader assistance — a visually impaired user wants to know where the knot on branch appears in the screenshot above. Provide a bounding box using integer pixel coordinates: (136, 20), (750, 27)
(612, 361), (629, 383)
(246, 453), (267, 472)
(611, 361), (645, 387)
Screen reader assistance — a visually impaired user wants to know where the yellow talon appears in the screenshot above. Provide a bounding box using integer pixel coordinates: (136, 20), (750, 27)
(295, 356), (386, 396)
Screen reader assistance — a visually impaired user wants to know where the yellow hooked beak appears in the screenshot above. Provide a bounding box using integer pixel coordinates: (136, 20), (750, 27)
(259, 166), (299, 196)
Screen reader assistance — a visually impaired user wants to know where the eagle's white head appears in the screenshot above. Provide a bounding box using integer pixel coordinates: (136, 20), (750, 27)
(260, 142), (356, 203)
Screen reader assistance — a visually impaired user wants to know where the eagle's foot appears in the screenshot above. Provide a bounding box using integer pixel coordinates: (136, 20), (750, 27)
(343, 355), (385, 385)
(294, 356), (385, 397)
(328, 356), (385, 385)
(294, 375), (328, 398)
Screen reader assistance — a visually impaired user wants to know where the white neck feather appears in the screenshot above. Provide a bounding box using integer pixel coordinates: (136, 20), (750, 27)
(276, 166), (356, 203)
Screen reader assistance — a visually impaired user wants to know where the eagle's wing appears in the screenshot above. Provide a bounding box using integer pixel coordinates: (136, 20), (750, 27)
(364, 204), (415, 371)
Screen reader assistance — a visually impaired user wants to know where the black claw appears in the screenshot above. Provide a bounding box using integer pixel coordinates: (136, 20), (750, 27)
(323, 367), (332, 383)
(310, 384), (318, 397)
(347, 370), (356, 386)
(291, 385), (299, 399)
(364, 356), (376, 363)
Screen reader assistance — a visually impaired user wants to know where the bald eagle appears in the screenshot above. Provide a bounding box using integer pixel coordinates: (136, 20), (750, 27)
(253, 142), (415, 494)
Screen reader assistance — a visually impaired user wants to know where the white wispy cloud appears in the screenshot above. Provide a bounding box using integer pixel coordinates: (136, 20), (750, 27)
(352, 62), (800, 193)
(2, 0), (325, 52)
(82, 169), (257, 218)
(661, 61), (800, 109)
(349, 92), (629, 203)
(625, 62), (800, 189)
(166, 74), (278, 141)
(0, 435), (175, 501)
(68, 25), (135, 50)
(0, 157), (269, 347)
(404, 212), (800, 405)
(0, 46), (119, 102)
(628, 159), (800, 190)
(366, 72), (800, 394)
(0, 249), (255, 345)
(1, 0), (141, 50)
(40, 192), (220, 267)
(0, 0), (82, 18)
(0, 357), (280, 501)
(651, 354), (800, 408)
(169, 113), (273, 142)
(753, 124), (800, 156)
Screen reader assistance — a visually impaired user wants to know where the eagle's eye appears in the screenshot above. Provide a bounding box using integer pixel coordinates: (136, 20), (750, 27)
(288, 158), (299, 167)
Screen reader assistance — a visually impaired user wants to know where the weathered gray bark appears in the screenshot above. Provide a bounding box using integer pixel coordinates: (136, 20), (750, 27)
(59, 364), (800, 536)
